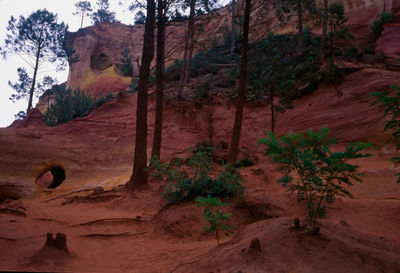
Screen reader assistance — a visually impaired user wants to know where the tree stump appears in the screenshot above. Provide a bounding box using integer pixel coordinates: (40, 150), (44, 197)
(44, 232), (69, 253)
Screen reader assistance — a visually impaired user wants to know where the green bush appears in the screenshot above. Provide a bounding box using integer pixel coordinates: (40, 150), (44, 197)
(164, 60), (182, 82)
(149, 143), (245, 204)
(258, 128), (373, 228)
(195, 195), (235, 246)
(43, 87), (96, 126)
(344, 46), (359, 59)
(372, 12), (393, 36)
(370, 85), (400, 182)
(43, 87), (115, 126)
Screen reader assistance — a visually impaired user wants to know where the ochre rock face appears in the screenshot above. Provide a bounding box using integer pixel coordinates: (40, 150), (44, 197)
(1, 68), (400, 199)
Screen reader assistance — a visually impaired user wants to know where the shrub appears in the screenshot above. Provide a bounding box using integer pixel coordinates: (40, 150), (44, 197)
(258, 128), (373, 228)
(195, 195), (235, 246)
(370, 85), (400, 182)
(43, 87), (115, 126)
(372, 12), (393, 36)
(149, 143), (245, 204)
(344, 46), (359, 59)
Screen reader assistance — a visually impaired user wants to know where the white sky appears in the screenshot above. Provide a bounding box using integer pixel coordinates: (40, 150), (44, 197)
(0, 0), (230, 127)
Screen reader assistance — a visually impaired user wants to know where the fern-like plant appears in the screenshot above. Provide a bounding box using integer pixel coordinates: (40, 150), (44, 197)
(195, 195), (235, 246)
(258, 128), (373, 228)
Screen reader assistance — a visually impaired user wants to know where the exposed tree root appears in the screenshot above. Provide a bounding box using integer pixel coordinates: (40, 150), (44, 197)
(0, 208), (27, 217)
(81, 231), (149, 238)
(71, 217), (152, 227)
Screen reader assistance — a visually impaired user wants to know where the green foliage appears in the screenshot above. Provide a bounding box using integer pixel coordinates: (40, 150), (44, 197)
(323, 2), (350, 84)
(258, 128), (373, 226)
(372, 13), (393, 36)
(14, 111), (26, 120)
(164, 60), (182, 82)
(134, 11), (146, 25)
(370, 85), (400, 182)
(149, 143), (245, 204)
(120, 48), (133, 77)
(127, 76), (139, 93)
(73, 1), (92, 28)
(43, 87), (114, 126)
(91, 0), (116, 24)
(195, 195), (235, 246)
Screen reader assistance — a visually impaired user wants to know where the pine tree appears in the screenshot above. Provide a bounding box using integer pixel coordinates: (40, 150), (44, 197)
(91, 0), (117, 24)
(1, 9), (68, 114)
(120, 48), (134, 76)
(128, 0), (156, 189)
(228, 0), (251, 163)
(73, 1), (92, 29)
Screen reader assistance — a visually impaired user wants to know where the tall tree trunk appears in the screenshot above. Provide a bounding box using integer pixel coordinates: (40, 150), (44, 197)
(270, 87), (275, 133)
(177, 23), (189, 98)
(27, 45), (41, 114)
(231, 0), (236, 54)
(128, 0), (156, 190)
(297, 0), (303, 52)
(320, 0), (328, 56)
(228, 0), (251, 163)
(184, 0), (196, 85)
(80, 12), (84, 29)
(151, 0), (165, 159)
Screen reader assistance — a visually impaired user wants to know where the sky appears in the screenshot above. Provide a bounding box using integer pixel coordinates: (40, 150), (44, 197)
(0, 0), (231, 128)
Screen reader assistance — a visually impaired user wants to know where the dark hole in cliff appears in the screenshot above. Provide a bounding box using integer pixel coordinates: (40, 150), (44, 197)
(36, 167), (66, 189)
(90, 52), (113, 71)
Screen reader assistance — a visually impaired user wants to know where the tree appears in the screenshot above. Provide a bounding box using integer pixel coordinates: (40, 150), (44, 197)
(177, 0), (219, 96)
(246, 33), (295, 133)
(91, 0), (117, 24)
(370, 85), (400, 183)
(1, 9), (68, 114)
(134, 11), (147, 24)
(151, 0), (167, 159)
(228, 0), (251, 163)
(279, 0), (316, 52)
(120, 48), (133, 76)
(195, 195), (235, 246)
(9, 69), (55, 105)
(128, 0), (156, 190)
(230, 0), (236, 54)
(320, 0), (328, 56)
(258, 128), (373, 230)
(73, 1), (92, 29)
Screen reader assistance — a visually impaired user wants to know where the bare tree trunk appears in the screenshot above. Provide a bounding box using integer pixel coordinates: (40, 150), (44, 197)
(228, 0), (251, 163)
(80, 12), (84, 29)
(27, 45), (41, 114)
(177, 23), (189, 98)
(270, 87), (275, 133)
(128, 0), (156, 190)
(297, 0), (303, 52)
(320, 0), (328, 56)
(184, 0), (196, 85)
(151, 0), (165, 159)
(231, 0), (236, 54)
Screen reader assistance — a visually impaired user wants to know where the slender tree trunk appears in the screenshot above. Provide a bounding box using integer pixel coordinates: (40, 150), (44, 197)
(27, 46), (41, 114)
(297, 0), (303, 52)
(128, 0), (156, 190)
(228, 0), (251, 163)
(184, 0), (196, 85)
(151, 0), (165, 159)
(270, 87), (275, 133)
(81, 12), (84, 29)
(231, 0), (236, 54)
(320, 0), (328, 56)
(177, 23), (189, 98)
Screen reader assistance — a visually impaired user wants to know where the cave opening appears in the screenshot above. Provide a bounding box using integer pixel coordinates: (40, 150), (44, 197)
(36, 167), (66, 189)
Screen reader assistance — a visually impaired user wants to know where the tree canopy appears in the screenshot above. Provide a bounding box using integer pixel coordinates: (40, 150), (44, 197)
(91, 0), (117, 24)
(1, 9), (68, 113)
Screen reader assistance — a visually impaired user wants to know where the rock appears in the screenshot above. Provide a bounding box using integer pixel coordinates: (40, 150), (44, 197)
(36, 171), (54, 188)
(376, 23), (400, 58)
